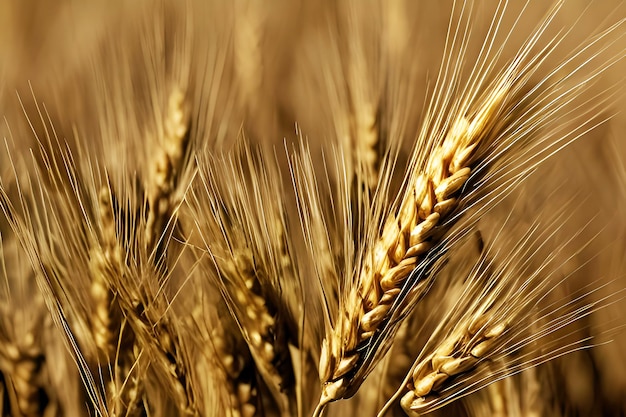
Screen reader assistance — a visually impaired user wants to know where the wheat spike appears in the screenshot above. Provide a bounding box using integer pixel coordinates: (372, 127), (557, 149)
(207, 309), (262, 417)
(342, 1), (383, 192)
(90, 185), (146, 417)
(145, 87), (190, 253)
(317, 68), (513, 406)
(388, 199), (617, 416)
(0, 331), (47, 417)
(188, 146), (300, 416)
(0, 233), (49, 417)
(316, 1), (624, 410)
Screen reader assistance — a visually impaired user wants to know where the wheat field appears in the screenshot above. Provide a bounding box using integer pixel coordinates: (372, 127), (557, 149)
(0, 1), (625, 416)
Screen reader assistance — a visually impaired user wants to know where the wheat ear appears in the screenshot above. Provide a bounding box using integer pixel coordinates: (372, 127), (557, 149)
(233, 0), (264, 119)
(220, 248), (295, 412)
(189, 148), (299, 416)
(317, 70), (512, 406)
(206, 309), (262, 417)
(145, 87), (189, 253)
(89, 185), (146, 417)
(317, 0), (625, 408)
(342, 1), (383, 192)
(90, 187), (123, 363)
(0, 330), (47, 417)
(389, 201), (618, 416)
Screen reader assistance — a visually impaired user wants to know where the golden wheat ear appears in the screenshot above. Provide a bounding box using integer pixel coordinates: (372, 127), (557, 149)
(313, 2), (624, 413)
(191, 298), (264, 417)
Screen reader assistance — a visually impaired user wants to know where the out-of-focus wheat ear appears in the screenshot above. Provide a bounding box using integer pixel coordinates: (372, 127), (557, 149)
(460, 365), (516, 417)
(216, 248), (295, 416)
(517, 365), (554, 417)
(145, 87), (190, 256)
(93, 186), (197, 413)
(89, 185), (145, 417)
(185, 272), (263, 417)
(0, 232), (49, 417)
(189, 148), (299, 416)
(0, 326), (47, 417)
(288, 141), (346, 327)
(460, 363), (560, 417)
(340, 1), (384, 192)
(209, 312), (263, 417)
(233, 0), (265, 133)
(89, 186), (124, 363)
(106, 354), (146, 417)
(127, 304), (196, 415)
(103, 242), (198, 417)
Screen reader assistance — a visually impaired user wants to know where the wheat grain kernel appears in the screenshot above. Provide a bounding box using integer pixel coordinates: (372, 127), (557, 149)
(409, 212), (440, 247)
(440, 356), (478, 376)
(406, 241), (432, 258)
(380, 258), (418, 291)
(434, 167), (471, 200)
(334, 355), (359, 378)
(484, 322), (507, 339)
(470, 339), (494, 358)
(431, 355), (453, 371)
(415, 371), (448, 397)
